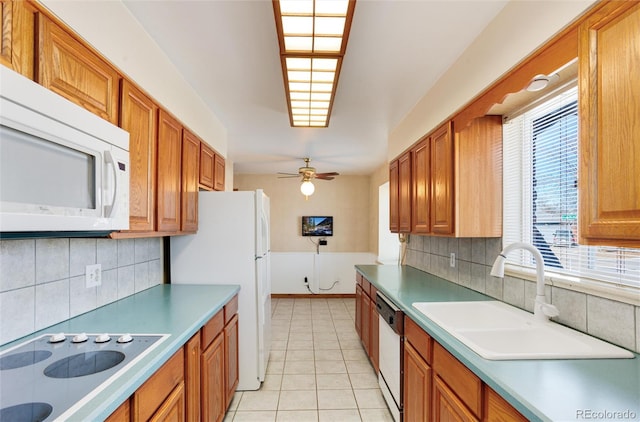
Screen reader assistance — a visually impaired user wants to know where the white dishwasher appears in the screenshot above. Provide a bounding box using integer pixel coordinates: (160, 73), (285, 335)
(376, 291), (404, 422)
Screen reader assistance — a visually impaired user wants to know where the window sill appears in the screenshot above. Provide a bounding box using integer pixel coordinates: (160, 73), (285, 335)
(503, 263), (640, 306)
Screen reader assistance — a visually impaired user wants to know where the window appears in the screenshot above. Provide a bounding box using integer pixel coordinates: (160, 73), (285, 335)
(503, 85), (640, 289)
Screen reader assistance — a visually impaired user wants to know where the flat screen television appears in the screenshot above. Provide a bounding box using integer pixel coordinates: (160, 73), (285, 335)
(302, 216), (333, 236)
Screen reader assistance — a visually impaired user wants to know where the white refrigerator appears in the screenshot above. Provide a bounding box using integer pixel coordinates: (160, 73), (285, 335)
(170, 189), (271, 391)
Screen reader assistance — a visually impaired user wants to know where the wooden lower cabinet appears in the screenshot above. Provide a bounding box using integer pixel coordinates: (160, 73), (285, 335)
(150, 382), (186, 422)
(403, 315), (529, 422)
(185, 333), (201, 422)
(433, 375), (479, 422)
(202, 332), (226, 422)
(403, 340), (431, 422)
(105, 399), (130, 422)
(224, 314), (239, 408)
(133, 350), (185, 422)
(355, 274), (379, 373)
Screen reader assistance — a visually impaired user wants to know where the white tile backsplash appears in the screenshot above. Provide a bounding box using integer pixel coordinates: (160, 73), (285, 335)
(0, 237), (163, 345)
(405, 235), (640, 353)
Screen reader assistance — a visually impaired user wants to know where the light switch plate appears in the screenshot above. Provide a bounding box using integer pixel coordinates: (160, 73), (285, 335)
(85, 264), (102, 288)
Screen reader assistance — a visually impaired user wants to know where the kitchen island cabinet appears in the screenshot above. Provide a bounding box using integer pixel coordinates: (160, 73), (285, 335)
(578, 1), (640, 248)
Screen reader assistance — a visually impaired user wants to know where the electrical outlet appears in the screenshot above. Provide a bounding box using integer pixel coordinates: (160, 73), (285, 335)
(85, 264), (102, 288)
(450, 253), (456, 268)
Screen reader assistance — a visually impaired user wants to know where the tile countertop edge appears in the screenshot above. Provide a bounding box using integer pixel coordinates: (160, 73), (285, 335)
(355, 264), (640, 422)
(0, 283), (241, 421)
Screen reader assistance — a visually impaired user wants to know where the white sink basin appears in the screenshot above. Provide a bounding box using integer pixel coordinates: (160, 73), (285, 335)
(412, 301), (634, 360)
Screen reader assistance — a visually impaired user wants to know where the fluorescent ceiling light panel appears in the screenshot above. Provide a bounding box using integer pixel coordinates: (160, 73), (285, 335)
(274, 0), (356, 127)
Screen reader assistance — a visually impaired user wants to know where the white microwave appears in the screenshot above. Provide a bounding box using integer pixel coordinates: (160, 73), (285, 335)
(0, 66), (130, 235)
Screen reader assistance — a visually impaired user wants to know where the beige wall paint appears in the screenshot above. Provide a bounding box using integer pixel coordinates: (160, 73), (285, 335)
(234, 174), (371, 253)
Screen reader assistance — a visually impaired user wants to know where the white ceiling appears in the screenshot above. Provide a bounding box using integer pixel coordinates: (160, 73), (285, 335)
(123, 1), (507, 177)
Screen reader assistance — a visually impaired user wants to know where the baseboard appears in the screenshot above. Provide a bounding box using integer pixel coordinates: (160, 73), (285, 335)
(271, 293), (356, 299)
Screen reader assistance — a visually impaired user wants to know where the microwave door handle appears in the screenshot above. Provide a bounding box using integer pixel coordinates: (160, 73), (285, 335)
(104, 150), (118, 218)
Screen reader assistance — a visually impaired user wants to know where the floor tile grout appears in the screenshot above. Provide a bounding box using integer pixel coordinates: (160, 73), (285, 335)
(224, 297), (392, 422)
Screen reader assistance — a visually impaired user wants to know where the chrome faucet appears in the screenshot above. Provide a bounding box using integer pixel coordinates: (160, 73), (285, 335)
(490, 242), (559, 322)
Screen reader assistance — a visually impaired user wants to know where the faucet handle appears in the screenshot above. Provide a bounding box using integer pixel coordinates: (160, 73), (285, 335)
(542, 303), (560, 318)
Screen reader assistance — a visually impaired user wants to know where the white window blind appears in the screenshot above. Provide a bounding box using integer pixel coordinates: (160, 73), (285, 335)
(503, 86), (640, 288)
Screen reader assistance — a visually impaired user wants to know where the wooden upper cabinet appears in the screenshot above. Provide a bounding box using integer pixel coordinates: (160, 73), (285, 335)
(181, 129), (200, 233)
(578, 1), (640, 247)
(157, 109), (182, 232)
(37, 14), (119, 124)
(398, 151), (412, 233)
(120, 80), (157, 232)
(389, 159), (399, 233)
(213, 153), (225, 191)
(430, 122), (454, 235)
(0, 0), (36, 79)
(412, 137), (430, 234)
(454, 115), (503, 237)
(199, 142), (215, 190)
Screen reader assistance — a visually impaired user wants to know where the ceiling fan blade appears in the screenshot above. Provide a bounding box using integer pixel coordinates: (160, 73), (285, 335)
(277, 175), (301, 179)
(315, 175), (335, 180)
(277, 172), (300, 176)
(315, 172), (339, 177)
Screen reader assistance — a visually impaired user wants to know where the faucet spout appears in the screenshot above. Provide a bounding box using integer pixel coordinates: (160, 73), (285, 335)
(490, 242), (559, 322)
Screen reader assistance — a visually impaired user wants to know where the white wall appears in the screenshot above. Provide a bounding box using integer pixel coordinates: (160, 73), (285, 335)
(378, 182), (399, 265)
(40, 0), (228, 157)
(271, 252), (376, 294)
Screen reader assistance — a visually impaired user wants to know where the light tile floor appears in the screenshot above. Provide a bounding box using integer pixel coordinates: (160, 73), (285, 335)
(224, 297), (393, 422)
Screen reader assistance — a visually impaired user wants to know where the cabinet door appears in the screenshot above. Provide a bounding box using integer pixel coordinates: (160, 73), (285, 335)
(368, 287), (379, 373)
(411, 137), (430, 234)
(199, 142), (215, 190)
(213, 154), (226, 191)
(403, 340), (431, 422)
(133, 350), (184, 422)
(224, 314), (239, 408)
(105, 399), (130, 422)
(484, 386), (528, 422)
(433, 376), (479, 422)
(37, 15), (119, 124)
(181, 130), (200, 233)
(431, 122), (454, 235)
(120, 80), (157, 232)
(389, 159), (400, 233)
(360, 291), (370, 356)
(202, 333), (225, 422)
(185, 333), (201, 422)
(0, 0), (35, 79)
(398, 151), (412, 233)
(578, 1), (640, 247)
(149, 382), (185, 422)
(157, 110), (182, 232)
(355, 283), (362, 336)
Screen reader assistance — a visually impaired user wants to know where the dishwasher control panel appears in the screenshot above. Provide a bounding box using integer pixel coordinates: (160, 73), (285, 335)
(376, 292), (404, 335)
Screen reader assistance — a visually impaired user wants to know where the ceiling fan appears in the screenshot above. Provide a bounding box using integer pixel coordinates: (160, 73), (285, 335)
(277, 158), (339, 197)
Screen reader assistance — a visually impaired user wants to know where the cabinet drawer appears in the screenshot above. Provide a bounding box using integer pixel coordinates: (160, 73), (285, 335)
(433, 342), (482, 418)
(404, 316), (432, 364)
(202, 309), (224, 350)
(224, 295), (238, 324)
(362, 277), (371, 298)
(133, 349), (184, 422)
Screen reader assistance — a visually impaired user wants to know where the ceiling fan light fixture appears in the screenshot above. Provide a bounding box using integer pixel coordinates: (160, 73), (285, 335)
(301, 180), (315, 196)
(274, 0), (356, 127)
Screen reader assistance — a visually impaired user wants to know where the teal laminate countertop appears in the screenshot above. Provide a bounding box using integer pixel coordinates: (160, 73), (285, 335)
(356, 264), (640, 422)
(0, 284), (240, 421)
